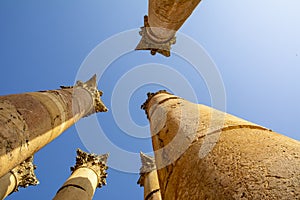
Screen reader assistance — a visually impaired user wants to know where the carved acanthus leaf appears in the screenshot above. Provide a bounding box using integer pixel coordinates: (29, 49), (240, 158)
(10, 156), (39, 192)
(137, 152), (156, 187)
(71, 148), (109, 188)
(60, 75), (108, 117)
(135, 15), (176, 57)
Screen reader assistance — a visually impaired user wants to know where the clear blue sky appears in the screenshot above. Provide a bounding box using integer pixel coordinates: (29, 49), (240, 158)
(1, 0), (299, 199)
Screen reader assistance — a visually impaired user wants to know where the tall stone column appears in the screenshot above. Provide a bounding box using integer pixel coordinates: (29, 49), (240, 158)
(142, 91), (300, 199)
(0, 75), (107, 178)
(53, 149), (108, 200)
(0, 156), (38, 199)
(137, 152), (162, 200)
(136, 0), (201, 57)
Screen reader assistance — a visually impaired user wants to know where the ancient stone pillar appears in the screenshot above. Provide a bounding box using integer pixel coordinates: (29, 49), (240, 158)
(142, 91), (300, 199)
(53, 149), (108, 200)
(137, 152), (162, 200)
(136, 0), (201, 57)
(0, 156), (38, 199)
(0, 75), (107, 178)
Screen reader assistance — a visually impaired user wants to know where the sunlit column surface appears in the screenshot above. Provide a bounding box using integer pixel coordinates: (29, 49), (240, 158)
(0, 75), (107, 178)
(136, 0), (201, 57)
(142, 91), (300, 199)
(53, 149), (108, 200)
(137, 152), (162, 200)
(0, 156), (38, 200)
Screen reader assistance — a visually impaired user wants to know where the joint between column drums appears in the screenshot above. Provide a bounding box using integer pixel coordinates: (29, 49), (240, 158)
(56, 184), (86, 194)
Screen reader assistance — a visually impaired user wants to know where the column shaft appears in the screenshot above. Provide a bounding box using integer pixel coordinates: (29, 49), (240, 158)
(136, 0), (201, 56)
(142, 91), (300, 199)
(0, 172), (16, 200)
(0, 75), (107, 177)
(53, 149), (108, 200)
(53, 168), (98, 200)
(138, 153), (162, 200)
(148, 0), (201, 33)
(142, 171), (162, 200)
(0, 156), (38, 199)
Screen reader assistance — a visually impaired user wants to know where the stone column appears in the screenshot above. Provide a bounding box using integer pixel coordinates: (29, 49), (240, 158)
(0, 156), (38, 199)
(142, 91), (300, 199)
(136, 0), (201, 57)
(137, 152), (162, 200)
(53, 149), (108, 200)
(0, 75), (107, 178)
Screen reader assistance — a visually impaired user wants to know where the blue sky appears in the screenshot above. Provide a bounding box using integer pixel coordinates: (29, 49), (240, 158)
(1, 0), (299, 199)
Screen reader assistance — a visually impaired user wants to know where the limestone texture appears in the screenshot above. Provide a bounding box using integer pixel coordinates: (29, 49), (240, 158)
(0, 75), (107, 178)
(136, 0), (201, 56)
(142, 91), (300, 200)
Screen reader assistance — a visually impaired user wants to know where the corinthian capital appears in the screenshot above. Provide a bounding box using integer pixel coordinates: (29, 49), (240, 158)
(71, 148), (108, 188)
(137, 152), (157, 186)
(10, 156), (39, 192)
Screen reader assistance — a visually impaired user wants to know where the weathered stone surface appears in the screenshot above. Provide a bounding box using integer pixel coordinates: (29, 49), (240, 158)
(53, 149), (108, 200)
(0, 75), (107, 178)
(142, 92), (300, 199)
(148, 0), (201, 30)
(136, 0), (201, 56)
